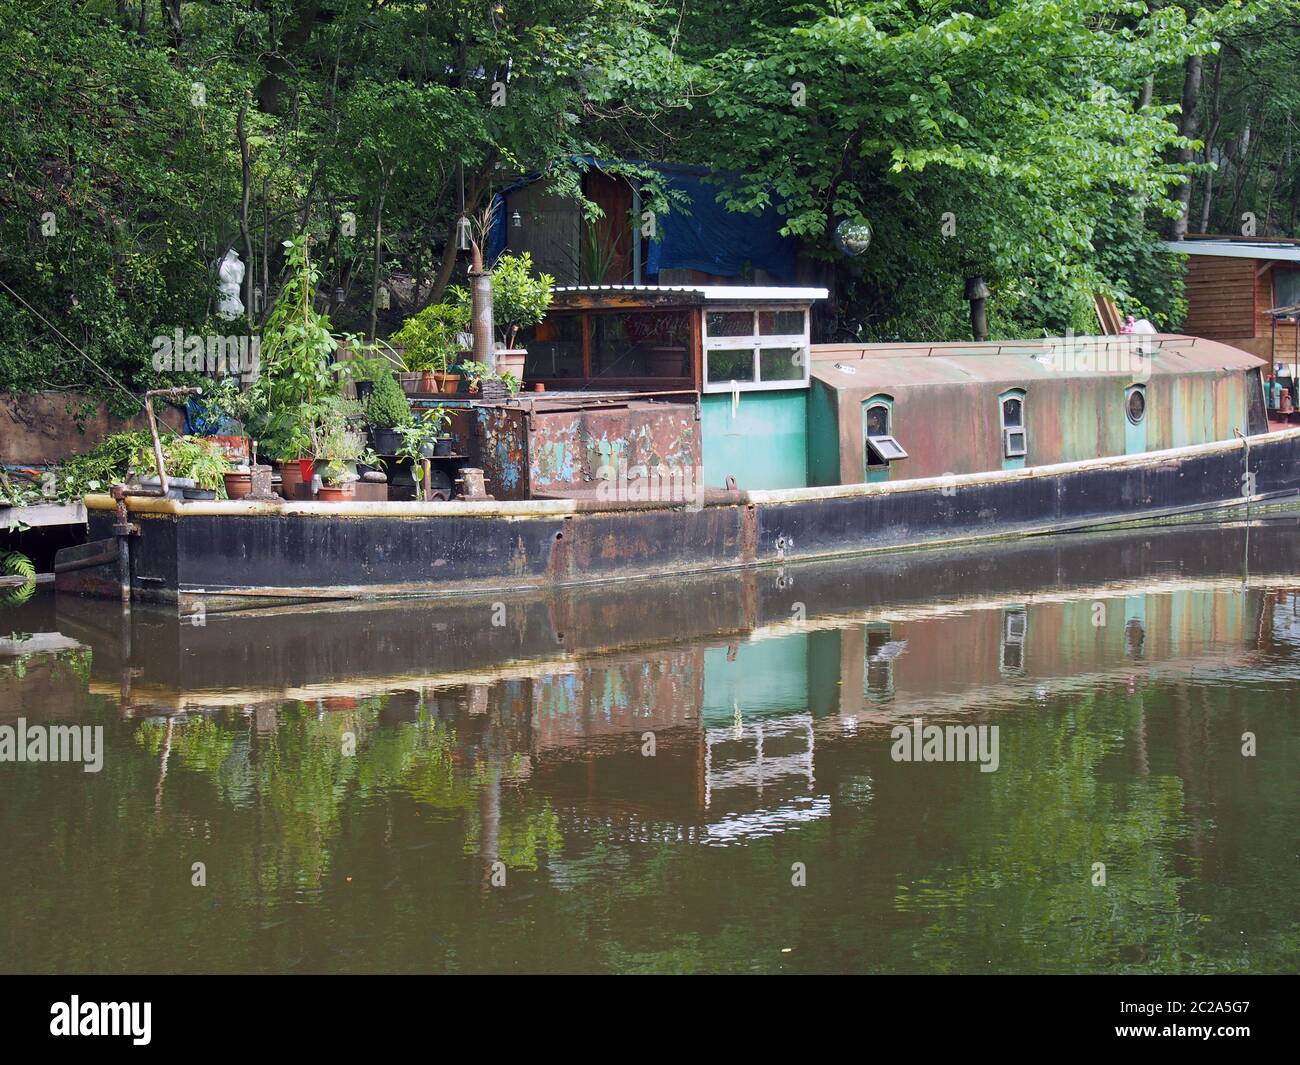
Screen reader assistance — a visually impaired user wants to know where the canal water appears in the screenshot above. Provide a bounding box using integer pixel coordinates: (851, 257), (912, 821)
(2, 521), (1298, 974)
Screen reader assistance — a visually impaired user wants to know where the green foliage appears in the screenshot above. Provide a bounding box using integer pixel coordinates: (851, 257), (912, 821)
(692, 0), (1246, 338)
(127, 434), (230, 493)
(394, 406), (451, 475)
(364, 365), (412, 430)
(0, 550), (36, 605)
(447, 253), (554, 348)
(390, 302), (469, 374)
(457, 360), (520, 395)
(487, 253), (555, 346)
(315, 415), (377, 486)
(56, 430), (153, 500)
(244, 236), (347, 460)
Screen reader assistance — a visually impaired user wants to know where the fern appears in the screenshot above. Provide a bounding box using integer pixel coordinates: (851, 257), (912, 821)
(1, 551), (37, 605)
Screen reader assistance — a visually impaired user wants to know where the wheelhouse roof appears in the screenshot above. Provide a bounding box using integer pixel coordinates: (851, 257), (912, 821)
(810, 334), (1263, 395)
(549, 284), (828, 310)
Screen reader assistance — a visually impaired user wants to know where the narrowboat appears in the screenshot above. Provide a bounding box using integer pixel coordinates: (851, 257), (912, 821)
(56, 285), (1300, 612)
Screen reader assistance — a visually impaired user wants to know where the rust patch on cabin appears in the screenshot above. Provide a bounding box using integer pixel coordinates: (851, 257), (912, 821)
(475, 398), (700, 502)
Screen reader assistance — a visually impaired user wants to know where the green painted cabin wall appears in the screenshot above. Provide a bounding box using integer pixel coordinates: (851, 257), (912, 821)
(807, 379), (841, 487)
(701, 390), (809, 490)
(814, 371), (1252, 485)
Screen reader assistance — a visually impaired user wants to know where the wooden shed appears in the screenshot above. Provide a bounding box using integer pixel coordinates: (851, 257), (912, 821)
(1165, 236), (1300, 362)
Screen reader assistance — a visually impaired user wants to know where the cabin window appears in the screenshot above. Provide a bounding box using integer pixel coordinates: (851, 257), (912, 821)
(1126, 384), (1146, 425)
(1000, 389), (1027, 459)
(591, 309), (692, 379)
(1273, 269), (1300, 309)
(523, 312), (584, 379)
(863, 396), (908, 472)
(703, 306), (810, 392)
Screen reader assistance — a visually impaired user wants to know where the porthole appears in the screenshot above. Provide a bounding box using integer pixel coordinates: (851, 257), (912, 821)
(1127, 387), (1146, 425)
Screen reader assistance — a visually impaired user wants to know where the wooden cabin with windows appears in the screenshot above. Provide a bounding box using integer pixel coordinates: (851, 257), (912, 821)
(1165, 237), (1300, 362)
(806, 335), (1269, 487)
(517, 284), (826, 492)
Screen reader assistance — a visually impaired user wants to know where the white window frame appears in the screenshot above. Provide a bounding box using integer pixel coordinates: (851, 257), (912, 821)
(702, 305), (811, 393)
(1000, 390), (1027, 458)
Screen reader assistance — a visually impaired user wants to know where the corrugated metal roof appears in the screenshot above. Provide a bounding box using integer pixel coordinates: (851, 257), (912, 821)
(551, 283), (828, 301)
(810, 334), (1263, 393)
(1163, 239), (1300, 261)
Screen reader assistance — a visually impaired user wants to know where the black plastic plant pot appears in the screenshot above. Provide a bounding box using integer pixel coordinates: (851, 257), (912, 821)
(369, 427), (403, 456)
(355, 380), (374, 402)
(434, 434), (454, 457)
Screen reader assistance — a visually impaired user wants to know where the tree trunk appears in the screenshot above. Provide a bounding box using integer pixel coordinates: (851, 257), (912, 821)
(1197, 56), (1223, 234)
(160, 0), (182, 52)
(1171, 55), (1203, 240)
(369, 180), (387, 341)
(237, 98), (255, 329)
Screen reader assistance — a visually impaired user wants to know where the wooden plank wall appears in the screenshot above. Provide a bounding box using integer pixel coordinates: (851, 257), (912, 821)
(1256, 264), (1300, 365)
(1182, 255), (1257, 340)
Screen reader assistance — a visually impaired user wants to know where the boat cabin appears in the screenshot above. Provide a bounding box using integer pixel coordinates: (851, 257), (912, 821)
(476, 288), (1271, 498)
(807, 336), (1269, 486)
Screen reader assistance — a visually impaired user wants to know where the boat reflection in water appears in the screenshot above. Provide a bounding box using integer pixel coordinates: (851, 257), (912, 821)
(3, 520), (1300, 973)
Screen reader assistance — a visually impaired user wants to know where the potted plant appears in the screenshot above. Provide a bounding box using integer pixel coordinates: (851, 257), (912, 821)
(449, 252), (553, 384)
(391, 301), (469, 394)
(248, 235), (340, 496)
(363, 363), (411, 455)
(314, 409), (377, 502)
(127, 435), (230, 499)
(458, 360), (520, 403)
(393, 406), (451, 500)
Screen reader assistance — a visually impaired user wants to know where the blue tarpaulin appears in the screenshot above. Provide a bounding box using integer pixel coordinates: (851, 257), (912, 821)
(488, 159), (798, 282)
(645, 170), (798, 283)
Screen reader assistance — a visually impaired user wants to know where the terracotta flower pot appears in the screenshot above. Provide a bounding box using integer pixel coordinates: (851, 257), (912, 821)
(496, 349), (527, 382)
(280, 459), (313, 499)
(418, 370), (438, 393)
(317, 485), (351, 502)
(434, 372), (461, 395)
(223, 471), (253, 500)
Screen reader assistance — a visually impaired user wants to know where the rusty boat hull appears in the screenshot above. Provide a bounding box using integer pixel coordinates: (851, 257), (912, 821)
(57, 427), (1300, 613)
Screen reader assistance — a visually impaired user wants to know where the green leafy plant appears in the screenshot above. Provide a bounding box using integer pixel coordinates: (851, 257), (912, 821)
(127, 435), (231, 493)
(315, 415), (378, 486)
(1, 550), (37, 605)
(457, 360), (520, 395)
(364, 364), (412, 429)
(451, 252), (553, 349)
(394, 405), (450, 466)
(56, 431), (154, 500)
(390, 301), (470, 374)
(246, 236), (342, 460)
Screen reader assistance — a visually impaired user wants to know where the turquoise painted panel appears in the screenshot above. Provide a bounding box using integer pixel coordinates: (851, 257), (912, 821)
(807, 379), (841, 486)
(702, 634), (809, 725)
(1124, 385), (1147, 455)
(701, 390), (808, 489)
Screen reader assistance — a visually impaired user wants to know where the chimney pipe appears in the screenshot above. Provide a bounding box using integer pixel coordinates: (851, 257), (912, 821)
(469, 234), (496, 373)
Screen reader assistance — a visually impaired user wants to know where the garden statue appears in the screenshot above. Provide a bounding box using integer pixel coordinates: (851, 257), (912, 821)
(216, 249), (245, 320)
